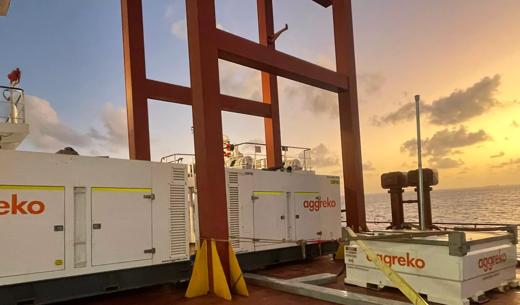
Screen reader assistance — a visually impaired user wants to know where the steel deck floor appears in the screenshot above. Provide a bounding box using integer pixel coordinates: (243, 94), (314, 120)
(63, 257), (520, 305)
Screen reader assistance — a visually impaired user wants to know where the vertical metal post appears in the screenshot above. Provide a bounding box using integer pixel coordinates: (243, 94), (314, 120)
(186, 0), (230, 282)
(332, 0), (367, 232)
(257, 0), (283, 169)
(415, 95), (426, 231)
(121, 0), (151, 160)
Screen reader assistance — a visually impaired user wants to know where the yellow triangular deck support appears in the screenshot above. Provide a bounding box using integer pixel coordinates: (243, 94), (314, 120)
(334, 241), (345, 260)
(228, 243), (249, 296)
(185, 239), (248, 300)
(210, 240), (232, 300)
(185, 240), (209, 298)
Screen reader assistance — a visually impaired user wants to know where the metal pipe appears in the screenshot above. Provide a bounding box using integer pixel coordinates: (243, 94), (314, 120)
(415, 95), (426, 231)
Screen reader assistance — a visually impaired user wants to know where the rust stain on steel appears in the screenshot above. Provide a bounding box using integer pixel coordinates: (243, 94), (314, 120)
(257, 0), (282, 169)
(333, 0), (367, 232)
(121, 0), (150, 161)
(185, 0), (230, 281)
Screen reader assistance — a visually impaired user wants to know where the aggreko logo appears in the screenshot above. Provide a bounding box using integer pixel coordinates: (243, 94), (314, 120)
(367, 252), (426, 269)
(303, 197), (336, 212)
(0, 194), (46, 215)
(478, 250), (507, 272)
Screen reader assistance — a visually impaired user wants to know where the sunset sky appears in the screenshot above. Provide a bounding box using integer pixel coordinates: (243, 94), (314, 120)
(1, 0), (519, 193)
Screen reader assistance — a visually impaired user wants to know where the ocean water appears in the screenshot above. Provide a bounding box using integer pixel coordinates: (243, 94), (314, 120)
(362, 184), (520, 228)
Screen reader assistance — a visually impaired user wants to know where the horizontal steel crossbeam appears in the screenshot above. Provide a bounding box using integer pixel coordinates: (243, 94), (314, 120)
(216, 29), (349, 93)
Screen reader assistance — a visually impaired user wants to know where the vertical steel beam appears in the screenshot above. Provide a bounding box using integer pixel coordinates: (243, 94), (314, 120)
(121, 0), (150, 160)
(257, 0), (283, 169)
(185, 0), (230, 282)
(332, 0), (367, 232)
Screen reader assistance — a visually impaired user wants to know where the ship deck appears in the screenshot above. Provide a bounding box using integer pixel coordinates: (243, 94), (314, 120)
(65, 256), (520, 305)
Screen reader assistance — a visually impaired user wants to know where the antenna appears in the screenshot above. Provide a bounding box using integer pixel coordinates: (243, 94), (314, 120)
(415, 95), (426, 231)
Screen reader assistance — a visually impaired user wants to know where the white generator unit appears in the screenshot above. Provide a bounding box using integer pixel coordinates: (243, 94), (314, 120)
(223, 168), (342, 266)
(0, 150), (191, 304)
(0, 147), (342, 303)
(186, 166), (342, 269)
(345, 229), (518, 305)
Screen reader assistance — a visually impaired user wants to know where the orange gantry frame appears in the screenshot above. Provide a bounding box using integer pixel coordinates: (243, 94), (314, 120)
(121, 0), (367, 282)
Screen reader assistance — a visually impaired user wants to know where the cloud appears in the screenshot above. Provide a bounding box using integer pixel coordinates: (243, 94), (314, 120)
(24, 96), (127, 154)
(283, 73), (383, 119)
(358, 73), (385, 95)
(219, 60), (261, 102)
(314, 55), (385, 96)
(428, 157), (464, 169)
(170, 19), (187, 40)
(457, 167), (470, 175)
(170, 18), (225, 41)
(310, 143), (339, 168)
(371, 102), (424, 126)
(492, 158), (520, 169)
(25, 96), (93, 151)
(374, 75), (501, 126)
(164, 5), (174, 19)
(362, 162), (376, 171)
(219, 59), (382, 119)
(490, 151), (505, 159)
(283, 83), (338, 119)
(400, 126), (492, 158)
(428, 75), (500, 124)
(91, 103), (128, 150)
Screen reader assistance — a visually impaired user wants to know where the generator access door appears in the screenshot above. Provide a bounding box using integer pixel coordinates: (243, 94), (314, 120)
(294, 192), (322, 241)
(91, 187), (153, 266)
(0, 186), (65, 277)
(252, 191), (288, 251)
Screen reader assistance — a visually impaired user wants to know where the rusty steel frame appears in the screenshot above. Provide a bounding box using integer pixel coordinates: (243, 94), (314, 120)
(332, 0), (368, 232)
(257, 0), (282, 169)
(121, 0), (367, 286)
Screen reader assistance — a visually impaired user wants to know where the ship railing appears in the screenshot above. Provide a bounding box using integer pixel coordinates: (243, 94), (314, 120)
(0, 85), (25, 124)
(161, 153), (195, 164)
(160, 143), (313, 171)
(341, 218), (520, 259)
(341, 219), (520, 230)
(232, 142), (312, 171)
(363, 220), (520, 230)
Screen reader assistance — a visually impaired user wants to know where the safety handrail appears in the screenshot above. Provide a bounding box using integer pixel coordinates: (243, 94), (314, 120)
(233, 142), (312, 170)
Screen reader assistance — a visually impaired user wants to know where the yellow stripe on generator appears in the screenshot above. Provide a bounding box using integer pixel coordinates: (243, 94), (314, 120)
(0, 185), (64, 191)
(252, 191), (284, 196)
(91, 187), (152, 193)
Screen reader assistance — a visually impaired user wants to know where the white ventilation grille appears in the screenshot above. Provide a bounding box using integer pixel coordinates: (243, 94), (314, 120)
(172, 167), (185, 182)
(228, 172), (239, 184)
(228, 171), (240, 250)
(170, 167), (188, 258)
(228, 186), (240, 250)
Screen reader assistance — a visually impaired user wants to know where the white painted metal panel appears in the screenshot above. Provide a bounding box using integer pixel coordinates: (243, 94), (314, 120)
(91, 188), (153, 266)
(0, 186), (65, 277)
(318, 176), (342, 240)
(253, 191), (287, 250)
(293, 192), (322, 241)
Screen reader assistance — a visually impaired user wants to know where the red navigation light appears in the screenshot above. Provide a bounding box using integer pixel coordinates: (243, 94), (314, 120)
(7, 68), (21, 86)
